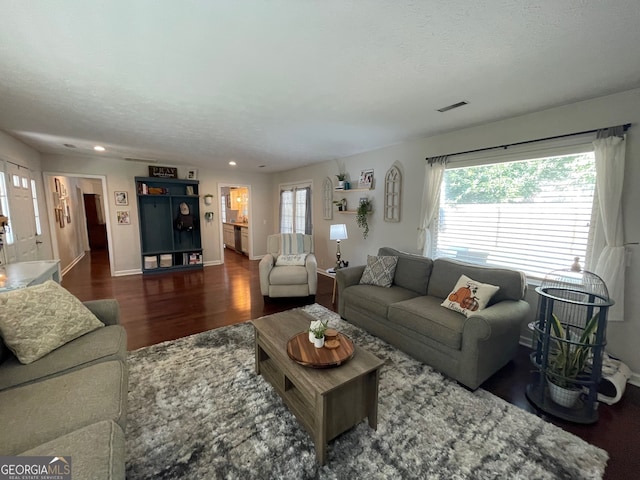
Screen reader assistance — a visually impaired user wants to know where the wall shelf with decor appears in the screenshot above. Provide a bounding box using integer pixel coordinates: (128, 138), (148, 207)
(333, 187), (372, 193)
(135, 176), (202, 273)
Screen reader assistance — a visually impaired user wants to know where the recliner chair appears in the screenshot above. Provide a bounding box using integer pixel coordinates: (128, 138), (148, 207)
(259, 234), (317, 301)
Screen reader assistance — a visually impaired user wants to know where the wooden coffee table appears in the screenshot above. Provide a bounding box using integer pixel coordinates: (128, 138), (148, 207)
(252, 309), (384, 465)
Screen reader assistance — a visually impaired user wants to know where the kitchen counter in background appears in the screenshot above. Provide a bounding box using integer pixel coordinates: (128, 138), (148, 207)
(223, 222), (249, 255)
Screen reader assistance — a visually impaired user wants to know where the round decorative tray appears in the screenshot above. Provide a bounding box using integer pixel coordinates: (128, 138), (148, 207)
(286, 331), (355, 368)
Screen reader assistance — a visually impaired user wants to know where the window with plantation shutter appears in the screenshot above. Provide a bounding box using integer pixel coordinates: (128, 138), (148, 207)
(434, 151), (596, 281)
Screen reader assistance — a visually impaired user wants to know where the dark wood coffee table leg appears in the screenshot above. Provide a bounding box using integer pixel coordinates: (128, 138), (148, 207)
(367, 369), (380, 429)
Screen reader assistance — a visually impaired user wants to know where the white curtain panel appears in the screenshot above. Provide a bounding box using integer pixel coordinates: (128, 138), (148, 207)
(592, 134), (626, 321)
(417, 157), (447, 255)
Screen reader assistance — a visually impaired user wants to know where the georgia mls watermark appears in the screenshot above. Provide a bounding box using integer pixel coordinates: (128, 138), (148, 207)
(0, 456), (71, 480)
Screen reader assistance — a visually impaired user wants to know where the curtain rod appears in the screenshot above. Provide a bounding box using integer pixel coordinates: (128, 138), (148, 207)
(425, 123), (631, 161)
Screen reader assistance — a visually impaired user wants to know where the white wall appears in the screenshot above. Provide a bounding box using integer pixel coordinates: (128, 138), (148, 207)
(40, 155), (274, 273)
(0, 131), (41, 170)
(272, 88), (640, 374)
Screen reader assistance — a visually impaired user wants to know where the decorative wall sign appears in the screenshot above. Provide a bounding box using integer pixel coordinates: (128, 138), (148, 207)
(187, 169), (198, 180)
(384, 164), (402, 222)
(148, 166), (178, 178)
(323, 177), (333, 220)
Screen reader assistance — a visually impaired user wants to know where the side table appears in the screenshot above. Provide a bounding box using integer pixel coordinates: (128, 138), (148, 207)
(0, 260), (61, 292)
(325, 268), (337, 303)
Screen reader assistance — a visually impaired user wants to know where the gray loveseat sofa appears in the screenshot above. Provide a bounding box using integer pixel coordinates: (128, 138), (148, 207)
(337, 247), (529, 389)
(0, 296), (128, 479)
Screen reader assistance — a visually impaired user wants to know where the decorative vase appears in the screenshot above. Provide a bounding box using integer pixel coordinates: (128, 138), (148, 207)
(314, 336), (325, 348)
(547, 378), (581, 408)
(338, 180), (345, 189)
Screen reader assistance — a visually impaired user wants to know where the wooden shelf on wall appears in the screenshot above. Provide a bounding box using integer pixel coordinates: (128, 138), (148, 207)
(334, 187), (373, 193)
(336, 210), (372, 214)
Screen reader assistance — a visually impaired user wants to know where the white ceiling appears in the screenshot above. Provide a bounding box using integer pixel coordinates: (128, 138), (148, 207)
(1, 1), (639, 173)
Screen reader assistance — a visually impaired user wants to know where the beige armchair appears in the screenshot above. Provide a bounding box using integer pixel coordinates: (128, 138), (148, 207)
(259, 234), (317, 301)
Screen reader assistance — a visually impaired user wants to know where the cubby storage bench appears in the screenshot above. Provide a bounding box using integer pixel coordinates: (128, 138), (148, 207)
(135, 176), (203, 273)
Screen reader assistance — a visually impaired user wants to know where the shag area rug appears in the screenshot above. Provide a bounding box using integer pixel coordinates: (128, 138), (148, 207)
(126, 304), (608, 479)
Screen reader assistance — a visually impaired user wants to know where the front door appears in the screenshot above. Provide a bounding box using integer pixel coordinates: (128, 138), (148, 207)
(6, 164), (38, 262)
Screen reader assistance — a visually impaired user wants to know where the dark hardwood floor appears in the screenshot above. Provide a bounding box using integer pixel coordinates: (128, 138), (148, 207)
(62, 249), (640, 480)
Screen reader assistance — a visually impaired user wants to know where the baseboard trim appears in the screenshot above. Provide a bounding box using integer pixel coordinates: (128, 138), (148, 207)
(113, 268), (142, 277)
(204, 260), (222, 267)
(61, 252), (85, 277)
(519, 335), (533, 348)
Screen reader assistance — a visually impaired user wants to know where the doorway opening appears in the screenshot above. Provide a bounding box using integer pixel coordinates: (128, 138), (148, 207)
(43, 172), (114, 276)
(218, 183), (252, 262)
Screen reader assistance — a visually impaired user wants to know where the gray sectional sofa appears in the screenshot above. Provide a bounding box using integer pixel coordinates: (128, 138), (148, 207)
(337, 247), (529, 389)
(0, 297), (128, 479)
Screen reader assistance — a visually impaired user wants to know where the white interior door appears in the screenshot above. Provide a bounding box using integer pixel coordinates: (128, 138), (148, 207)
(7, 164), (38, 262)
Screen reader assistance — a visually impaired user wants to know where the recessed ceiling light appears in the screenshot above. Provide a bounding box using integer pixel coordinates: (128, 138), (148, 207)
(94, 145), (106, 152)
(229, 161), (237, 166)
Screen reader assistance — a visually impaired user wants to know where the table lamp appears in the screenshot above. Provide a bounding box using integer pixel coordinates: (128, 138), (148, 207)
(330, 224), (348, 270)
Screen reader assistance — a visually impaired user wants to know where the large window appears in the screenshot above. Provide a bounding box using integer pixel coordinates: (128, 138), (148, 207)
(280, 184), (311, 234)
(434, 151), (596, 280)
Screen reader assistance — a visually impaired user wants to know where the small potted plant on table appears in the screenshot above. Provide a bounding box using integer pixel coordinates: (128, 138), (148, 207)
(309, 320), (328, 348)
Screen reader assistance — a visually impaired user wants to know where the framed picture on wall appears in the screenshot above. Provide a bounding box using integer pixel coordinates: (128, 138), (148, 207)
(187, 169), (198, 180)
(358, 169), (374, 189)
(114, 191), (129, 206)
(117, 210), (130, 225)
(56, 208), (65, 228)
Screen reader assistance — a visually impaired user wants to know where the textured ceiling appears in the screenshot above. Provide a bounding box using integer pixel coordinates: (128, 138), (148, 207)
(1, 1), (640, 172)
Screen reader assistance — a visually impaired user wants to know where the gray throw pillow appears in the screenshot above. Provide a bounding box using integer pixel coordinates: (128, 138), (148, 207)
(359, 255), (399, 288)
(0, 280), (104, 364)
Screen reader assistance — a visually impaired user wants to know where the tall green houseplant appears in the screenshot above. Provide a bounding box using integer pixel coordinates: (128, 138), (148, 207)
(547, 312), (599, 389)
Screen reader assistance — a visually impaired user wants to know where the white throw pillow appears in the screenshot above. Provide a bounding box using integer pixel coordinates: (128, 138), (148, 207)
(441, 274), (500, 317)
(275, 254), (308, 266)
(0, 281), (104, 364)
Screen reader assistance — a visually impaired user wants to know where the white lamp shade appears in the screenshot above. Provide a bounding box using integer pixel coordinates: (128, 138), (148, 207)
(330, 224), (348, 241)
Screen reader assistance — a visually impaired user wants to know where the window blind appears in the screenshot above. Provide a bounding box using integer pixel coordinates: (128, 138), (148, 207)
(435, 151), (596, 280)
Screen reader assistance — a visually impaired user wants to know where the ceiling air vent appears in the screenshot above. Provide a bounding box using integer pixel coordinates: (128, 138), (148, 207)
(437, 101), (469, 113)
